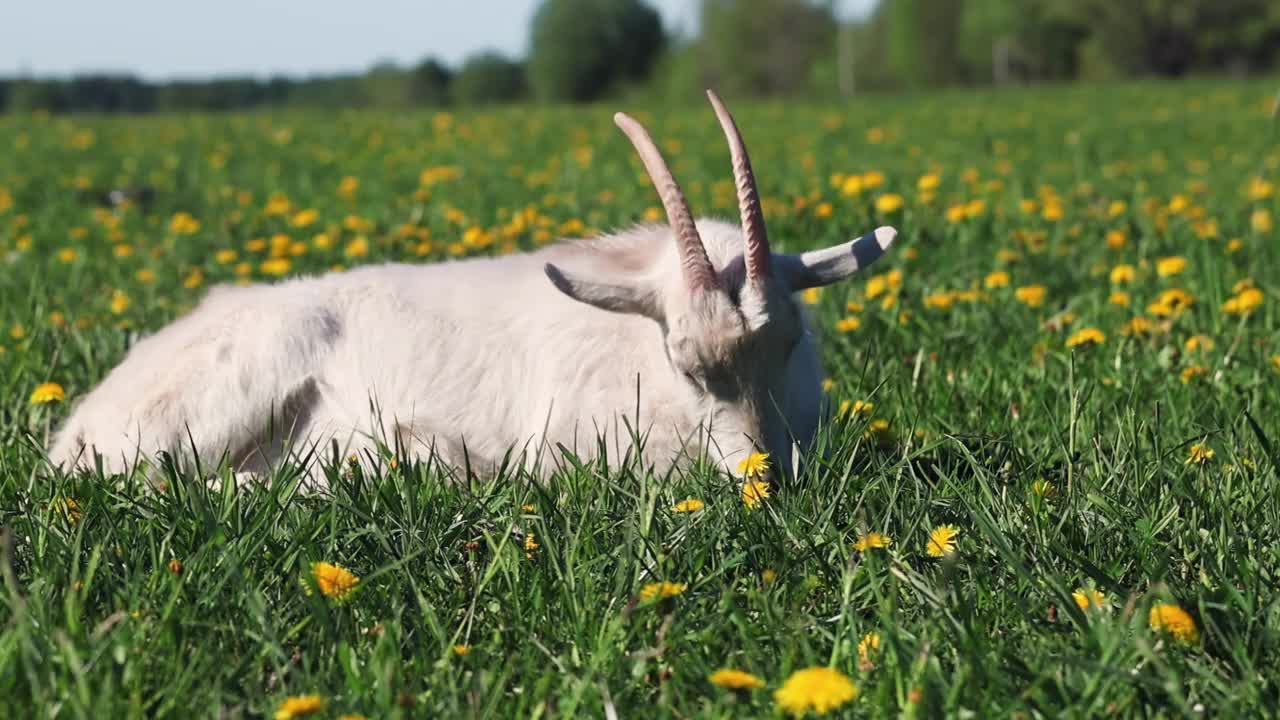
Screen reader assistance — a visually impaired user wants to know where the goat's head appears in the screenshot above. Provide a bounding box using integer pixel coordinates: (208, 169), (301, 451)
(545, 90), (897, 479)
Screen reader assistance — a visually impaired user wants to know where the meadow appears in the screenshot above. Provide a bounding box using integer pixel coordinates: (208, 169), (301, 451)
(2, 78), (1279, 718)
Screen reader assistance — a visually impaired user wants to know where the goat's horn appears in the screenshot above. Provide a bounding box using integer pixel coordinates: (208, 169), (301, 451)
(614, 112), (720, 294)
(706, 90), (770, 285)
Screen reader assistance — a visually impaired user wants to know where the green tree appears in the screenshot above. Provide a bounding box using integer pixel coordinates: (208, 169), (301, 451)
(409, 58), (453, 106)
(361, 62), (415, 109)
(528, 0), (665, 102)
(452, 53), (526, 105)
(1080, 0), (1280, 77)
(699, 0), (836, 97)
(886, 0), (967, 87)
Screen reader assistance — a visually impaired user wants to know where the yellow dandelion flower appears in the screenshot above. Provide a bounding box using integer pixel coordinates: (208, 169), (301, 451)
(290, 208), (318, 228)
(864, 269), (902, 300)
(1148, 288), (1194, 317)
(1183, 335), (1214, 352)
(1193, 219), (1219, 239)
(742, 480), (771, 509)
(838, 399), (874, 419)
(865, 418), (894, 448)
(308, 562), (359, 602)
(857, 632), (881, 663)
(1105, 229), (1127, 249)
(109, 290), (131, 315)
(875, 193), (904, 214)
(260, 258), (292, 276)
(834, 316), (861, 332)
(673, 498), (705, 513)
(274, 694), (324, 720)
(1121, 317), (1152, 337)
(1252, 208), (1273, 234)
(853, 531), (892, 552)
(708, 668), (765, 690)
(926, 524), (959, 557)
(1156, 256), (1186, 277)
(1108, 291), (1131, 307)
(56, 497), (82, 525)
(1185, 444), (1214, 465)
(1247, 176), (1274, 200)
(169, 211), (201, 235)
(801, 287), (821, 305)
(344, 236), (369, 258)
(917, 173), (940, 192)
(638, 581), (687, 602)
(761, 568), (778, 584)
(452, 644), (471, 656)
(1179, 365), (1208, 384)
(1221, 288), (1264, 315)
(839, 175), (865, 197)
(1015, 285), (1047, 308)
(1072, 588), (1106, 611)
(1271, 355), (1280, 372)
(737, 451), (770, 478)
(983, 271), (1010, 289)
(1066, 327), (1105, 348)
(924, 291), (956, 310)
(1109, 264), (1136, 284)
(30, 382), (66, 404)
(774, 667), (858, 717)
(1148, 603), (1198, 643)
(1030, 479), (1055, 498)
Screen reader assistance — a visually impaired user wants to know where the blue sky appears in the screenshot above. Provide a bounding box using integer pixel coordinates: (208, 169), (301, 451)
(2, 0), (876, 80)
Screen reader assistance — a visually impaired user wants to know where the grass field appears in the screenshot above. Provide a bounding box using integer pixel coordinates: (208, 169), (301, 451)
(2, 78), (1280, 718)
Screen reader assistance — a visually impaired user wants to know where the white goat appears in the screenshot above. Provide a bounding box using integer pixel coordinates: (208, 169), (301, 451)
(49, 91), (896, 484)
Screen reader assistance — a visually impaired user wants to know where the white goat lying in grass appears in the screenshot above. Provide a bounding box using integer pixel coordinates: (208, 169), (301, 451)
(49, 91), (896, 484)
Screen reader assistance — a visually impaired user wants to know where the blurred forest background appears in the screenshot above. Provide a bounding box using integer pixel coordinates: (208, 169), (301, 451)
(3, 0), (1279, 113)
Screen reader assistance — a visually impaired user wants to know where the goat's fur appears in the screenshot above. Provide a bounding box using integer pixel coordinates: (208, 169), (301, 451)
(49, 95), (896, 485)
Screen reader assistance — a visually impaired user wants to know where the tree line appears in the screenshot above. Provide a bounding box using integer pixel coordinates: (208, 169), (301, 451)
(3, 0), (1278, 114)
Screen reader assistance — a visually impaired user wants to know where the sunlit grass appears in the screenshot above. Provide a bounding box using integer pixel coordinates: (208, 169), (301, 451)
(2, 77), (1279, 716)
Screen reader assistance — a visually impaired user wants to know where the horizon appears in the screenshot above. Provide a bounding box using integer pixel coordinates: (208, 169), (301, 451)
(2, 0), (877, 82)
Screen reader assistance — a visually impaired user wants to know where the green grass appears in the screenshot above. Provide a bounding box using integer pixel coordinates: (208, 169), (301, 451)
(3, 78), (1280, 718)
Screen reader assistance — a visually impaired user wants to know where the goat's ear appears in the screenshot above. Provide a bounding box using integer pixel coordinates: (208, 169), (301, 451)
(544, 263), (661, 319)
(777, 226), (897, 290)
